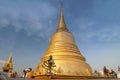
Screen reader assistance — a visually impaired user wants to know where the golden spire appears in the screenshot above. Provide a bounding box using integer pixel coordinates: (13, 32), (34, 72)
(56, 3), (69, 32)
(2, 53), (13, 73)
(6, 53), (12, 64)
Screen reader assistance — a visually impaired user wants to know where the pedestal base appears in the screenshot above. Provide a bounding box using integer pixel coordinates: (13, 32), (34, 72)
(34, 75), (115, 79)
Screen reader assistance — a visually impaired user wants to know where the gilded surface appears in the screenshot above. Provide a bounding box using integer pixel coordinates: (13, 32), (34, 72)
(2, 54), (13, 72)
(34, 4), (92, 76)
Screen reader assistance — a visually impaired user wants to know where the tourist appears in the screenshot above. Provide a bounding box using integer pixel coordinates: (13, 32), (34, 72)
(110, 69), (115, 77)
(13, 71), (18, 78)
(94, 70), (98, 76)
(23, 69), (27, 78)
(103, 66), (108, 77)
(114, 72), (117, 79)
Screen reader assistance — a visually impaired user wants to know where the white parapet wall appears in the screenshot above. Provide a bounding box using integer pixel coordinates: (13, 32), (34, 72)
(117, 73), (120, 78)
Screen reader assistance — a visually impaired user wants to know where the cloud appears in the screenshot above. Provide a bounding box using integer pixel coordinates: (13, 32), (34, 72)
(0, 60), (6, 64)
(0, 0), (57, 40)
(98, 25), (120, 41)
(75, 20), (120, 42)
(72, 0), (120, 42)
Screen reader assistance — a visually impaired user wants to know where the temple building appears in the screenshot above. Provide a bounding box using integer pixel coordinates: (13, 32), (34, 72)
(2, 54), (13, 73)
(34, 4), (92, 76)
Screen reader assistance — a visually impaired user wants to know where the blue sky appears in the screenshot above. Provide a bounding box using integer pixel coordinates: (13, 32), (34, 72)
(0, 0), (120, 74)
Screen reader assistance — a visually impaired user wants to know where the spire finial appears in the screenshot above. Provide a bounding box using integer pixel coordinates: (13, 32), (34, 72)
(60, 2), (63, 13)
(56, 3), (69, 32)
(60, 2), (63, 8)
(7, 53), (12, 63)
(60, 2), (64, 17)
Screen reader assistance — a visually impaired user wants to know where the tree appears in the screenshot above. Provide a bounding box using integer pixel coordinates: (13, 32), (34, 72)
(42, 55), (56, 75)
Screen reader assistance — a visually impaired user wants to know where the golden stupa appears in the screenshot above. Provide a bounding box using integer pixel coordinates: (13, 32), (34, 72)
(34, 4), (92, 76)
(2, 54), (13, 73)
